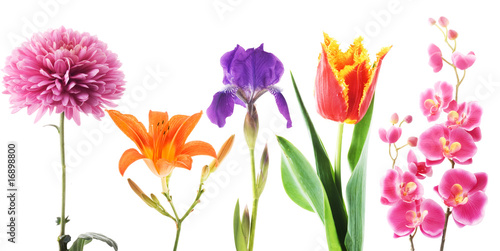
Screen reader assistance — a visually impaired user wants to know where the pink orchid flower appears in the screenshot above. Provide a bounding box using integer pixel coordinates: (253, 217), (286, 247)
(418, 125), (477, 165)
(420, 81), (454, 122)
(446, 101), (482, 141)
(407, 149), (433, 179)
(435, 169), (487, 226)
(388, 199), (445, 238)
(451, 51), (476, 70)
(379, 126), (402, 144)
(428, 44), (443, 73)
(381, 167), (424, 205)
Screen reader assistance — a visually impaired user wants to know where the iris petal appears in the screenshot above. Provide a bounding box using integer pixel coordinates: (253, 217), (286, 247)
(207, 88), (239, 127)
(268, 86), (292, 128)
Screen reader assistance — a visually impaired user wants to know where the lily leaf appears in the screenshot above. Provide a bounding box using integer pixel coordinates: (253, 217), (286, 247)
(233, 200), (248, 251)
(290, 72), (347, 249)
(278, 136), (341, 251)
(345, 97), (375, 251)
(68, 232), (118, 251)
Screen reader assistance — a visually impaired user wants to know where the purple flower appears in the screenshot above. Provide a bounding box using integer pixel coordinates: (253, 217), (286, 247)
(3, 27), (125, 125)
(207, 44), (291, 128)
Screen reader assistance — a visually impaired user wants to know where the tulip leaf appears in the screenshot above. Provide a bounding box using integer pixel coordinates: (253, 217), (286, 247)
(278, 136), (341, 251)
(233, 200), (248, 251)
(289, 72), (347, 250)
(68, 232), (118, 251)
(344, 97), (375, 251)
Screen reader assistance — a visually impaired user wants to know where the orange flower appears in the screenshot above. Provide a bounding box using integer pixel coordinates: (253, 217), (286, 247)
(315, 33), (391, 124)
(107, 110), (217, 177)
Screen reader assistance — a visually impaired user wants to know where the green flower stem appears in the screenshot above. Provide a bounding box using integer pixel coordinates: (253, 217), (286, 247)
(440, 207), (452, 251)
(58, 112), (68, 251)
(248, 148), (259, 251)
(335, 123), (344, 193)
(162, 180), (205, 251)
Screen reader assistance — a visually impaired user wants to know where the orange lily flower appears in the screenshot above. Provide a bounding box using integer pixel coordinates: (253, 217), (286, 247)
(107, 110), (217, 177)
(315, 33), (391, 124)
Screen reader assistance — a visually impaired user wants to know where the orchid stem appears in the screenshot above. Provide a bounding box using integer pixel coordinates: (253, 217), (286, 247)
(248, 148), (259, 251)
(335, 123), (344, 193)
(57, 112), (68, 251)
(440, 207), (452, 251)
(409, 228), (418, 251)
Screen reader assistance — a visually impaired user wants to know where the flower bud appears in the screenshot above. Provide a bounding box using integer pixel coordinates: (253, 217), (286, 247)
(128, 178), (157, 208)
(256, 144), (269, 198)
(242, 205), (250, 243)
(200, 165), (210, 183)
(428, 18), (436, 25)
(390, 113), (399, 125)
(244, 105), (259, 150)
(408, 136), (418, 147)
(404, 115), (413, 124)
(438, 16), (449, 27)
(208, 134), (235, 173)
(447, 29), (458, 40)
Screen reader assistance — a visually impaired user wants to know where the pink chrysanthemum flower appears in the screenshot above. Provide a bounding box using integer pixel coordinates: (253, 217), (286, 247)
(3, 27), (125, 125)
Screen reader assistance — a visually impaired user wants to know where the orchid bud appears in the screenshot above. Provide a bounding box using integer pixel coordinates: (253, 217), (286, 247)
(408, 137), (418, 147)
(438, 16), (449, 27)
(404, 115), (413, 124)
(448, 29), (458, 40)
(428, 18), (436, 25)
(390, 113), (399, 125)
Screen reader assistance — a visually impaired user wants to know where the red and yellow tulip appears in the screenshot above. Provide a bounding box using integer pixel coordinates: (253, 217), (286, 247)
(107, 110), (216, 177)
(315, 33), (391, 124)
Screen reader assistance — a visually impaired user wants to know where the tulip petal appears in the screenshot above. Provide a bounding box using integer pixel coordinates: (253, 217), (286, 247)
(119, 148), (146, 176)
(206, 88), (239, 128)
(268, 86), (292, 128)
(107, 110), (150, 152)
(315, 46), (348, 122)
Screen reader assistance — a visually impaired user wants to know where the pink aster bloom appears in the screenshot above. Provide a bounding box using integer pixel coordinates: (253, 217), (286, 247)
(418, 125), (477, 165)
(420, 81), (454, 122)
(407, 149), (433, 179)
(451, 51), (476, 70)
(3, 27), (125, 125)
(379, 126), (402, 144)
(435, 169), (487, 226)
(388, 199), (445, 238)
(428, 44), (443, 73)
(381, 167), (424, 205)
(446, 101), (482, 141)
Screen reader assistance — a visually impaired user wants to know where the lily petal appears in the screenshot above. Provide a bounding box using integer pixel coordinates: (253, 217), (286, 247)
(180, 141), (217, 159)
(156, 159), (175, 177)
(119, 148), (146, 176)
(107, 110), (150, 152)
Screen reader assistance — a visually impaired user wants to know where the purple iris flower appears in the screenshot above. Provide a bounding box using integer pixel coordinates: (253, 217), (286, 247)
(207, 44), (292, 128)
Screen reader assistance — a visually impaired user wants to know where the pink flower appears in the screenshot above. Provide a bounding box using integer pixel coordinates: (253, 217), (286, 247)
(447, 29), (458, 40)
(379, 126), (402, 144)
(418, 125), (477, 165)
(438, 16), (450, 27)
(451, 51), (476, 70)
(446, 101), (482, 141)
(381, 167), (424, 205)
(3, 27), (125, 125)
(388, 199), (445, 238)
(428, 44), (443, 73)
(435, 169), (487, 226)
(420, 81), (454, 122)
(407, 149), (433, 179)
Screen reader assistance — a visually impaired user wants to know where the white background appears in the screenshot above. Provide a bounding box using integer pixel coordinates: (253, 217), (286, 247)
(1, 0), (499, 250)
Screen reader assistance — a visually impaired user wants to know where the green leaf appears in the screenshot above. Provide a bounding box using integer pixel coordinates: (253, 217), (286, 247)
(68, 232), (118, 251)
(278, 136), (341, 251)
(347, 96), (375, 171)
(290, 72), (348, 249)
(345, 97), (375, 251)
(233, 200), (248, 251)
